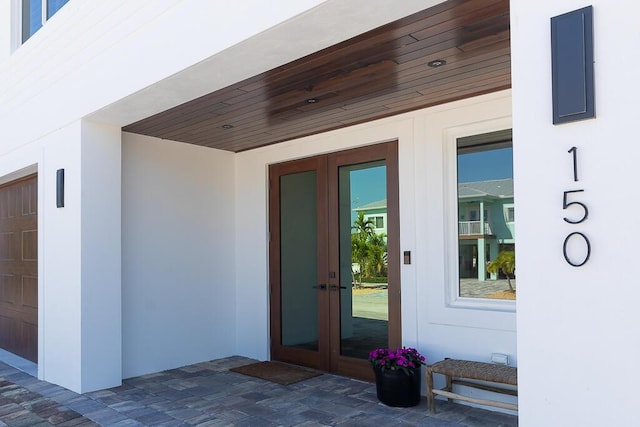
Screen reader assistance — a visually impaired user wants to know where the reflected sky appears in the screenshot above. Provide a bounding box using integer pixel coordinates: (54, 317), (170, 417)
(349, 165), (386, 221)
(458, 147), (513, 182)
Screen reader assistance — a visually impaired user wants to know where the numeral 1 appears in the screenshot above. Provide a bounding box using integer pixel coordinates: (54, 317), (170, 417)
(568, 146), (578, 182)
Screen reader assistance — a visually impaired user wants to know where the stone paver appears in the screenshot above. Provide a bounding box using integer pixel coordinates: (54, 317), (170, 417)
(0, 377), (97, 426)
(0, 356), (518, 426)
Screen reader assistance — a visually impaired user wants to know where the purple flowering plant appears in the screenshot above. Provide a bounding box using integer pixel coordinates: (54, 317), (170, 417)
(368, 347), (426, 375)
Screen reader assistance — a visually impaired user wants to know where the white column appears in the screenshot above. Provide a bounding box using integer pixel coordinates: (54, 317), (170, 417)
(477, 202), (486, 281)
(477, 238), (486, 281)
(41, 120), (121, 393)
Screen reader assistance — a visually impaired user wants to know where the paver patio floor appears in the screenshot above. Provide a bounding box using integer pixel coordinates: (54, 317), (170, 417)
(0, 356), (517, 426)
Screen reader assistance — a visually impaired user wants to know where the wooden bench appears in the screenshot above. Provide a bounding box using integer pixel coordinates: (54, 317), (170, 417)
(426, 359), (517, 413)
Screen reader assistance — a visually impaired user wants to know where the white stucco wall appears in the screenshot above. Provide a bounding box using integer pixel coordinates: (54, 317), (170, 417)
(235, 91), (517, 377)
(511, 1), (640, 425)
(121, 133), (236, 379)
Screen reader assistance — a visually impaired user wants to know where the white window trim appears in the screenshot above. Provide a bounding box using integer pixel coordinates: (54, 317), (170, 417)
(10, 0), (21, 52)
(443, 121), (516, 312)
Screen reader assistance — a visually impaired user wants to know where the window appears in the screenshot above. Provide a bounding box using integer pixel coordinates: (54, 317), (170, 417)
(373, 216), (384, 229)
(456, 129), (515, 301)
(468, 209), (489, 223)
(21, 0), (69, 43)
(504, 205), (515, 223)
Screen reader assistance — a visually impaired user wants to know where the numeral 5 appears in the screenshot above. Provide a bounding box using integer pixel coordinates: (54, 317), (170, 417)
(563, 190), (588, 224)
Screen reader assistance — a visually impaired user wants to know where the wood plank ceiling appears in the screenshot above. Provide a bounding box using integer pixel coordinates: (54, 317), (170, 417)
(123, 0), (510, 152)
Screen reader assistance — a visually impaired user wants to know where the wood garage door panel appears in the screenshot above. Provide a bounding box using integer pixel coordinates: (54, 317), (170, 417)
(21, 322), (37, 361)
(0, 314), (20, 356)
(0, 274), (20, 305)
(0, 232), (16, 261)
(22, 180), (36, 215)
(0, 175), (37, 362)
(22, 230), (37, 261)
(22, 276), (38, 310)
(0, 187), (15, 219)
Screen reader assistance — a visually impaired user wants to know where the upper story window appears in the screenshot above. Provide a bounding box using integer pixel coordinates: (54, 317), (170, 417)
(21, 0), (69, 43)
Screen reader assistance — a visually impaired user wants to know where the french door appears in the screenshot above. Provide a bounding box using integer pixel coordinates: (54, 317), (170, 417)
(269, 141), (400, 380)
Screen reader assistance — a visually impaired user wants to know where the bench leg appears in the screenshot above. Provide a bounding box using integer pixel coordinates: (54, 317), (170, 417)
(445, 374), (453, 402)
(426, 366), (435, 413)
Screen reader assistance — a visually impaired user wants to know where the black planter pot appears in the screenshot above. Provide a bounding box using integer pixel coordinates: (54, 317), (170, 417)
(373, 366), (421, 407)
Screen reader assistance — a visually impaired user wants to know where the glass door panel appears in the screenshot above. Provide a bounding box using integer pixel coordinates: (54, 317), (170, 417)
(280, 171), (319, 350)
(338, 162), (388, 359)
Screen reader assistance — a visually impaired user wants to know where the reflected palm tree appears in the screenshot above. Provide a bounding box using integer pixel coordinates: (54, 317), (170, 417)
(351, 212), (375, 288)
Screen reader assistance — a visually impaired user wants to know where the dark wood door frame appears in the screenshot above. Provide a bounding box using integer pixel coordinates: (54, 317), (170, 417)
(269, 141), (400, 381)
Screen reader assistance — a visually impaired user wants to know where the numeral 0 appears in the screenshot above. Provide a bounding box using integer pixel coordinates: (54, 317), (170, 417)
(563, 232), (591, 267)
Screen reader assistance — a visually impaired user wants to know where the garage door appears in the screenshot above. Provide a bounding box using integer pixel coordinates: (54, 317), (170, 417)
(0, 175), (37, 362)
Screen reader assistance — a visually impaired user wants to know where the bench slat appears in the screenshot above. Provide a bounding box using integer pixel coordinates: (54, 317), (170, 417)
(452, 379), (518, 397)
(432, 389), (518, 411)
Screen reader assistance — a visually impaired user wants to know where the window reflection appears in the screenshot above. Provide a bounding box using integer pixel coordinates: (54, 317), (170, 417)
(457, 130), (515, 300)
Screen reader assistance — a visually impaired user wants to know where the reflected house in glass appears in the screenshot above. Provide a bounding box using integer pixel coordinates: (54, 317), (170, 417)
(458, 178), (515, 281)
(353, 199), (388, 237)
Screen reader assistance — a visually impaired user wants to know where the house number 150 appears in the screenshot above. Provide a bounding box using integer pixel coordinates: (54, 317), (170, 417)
(562, 146), (591, 266)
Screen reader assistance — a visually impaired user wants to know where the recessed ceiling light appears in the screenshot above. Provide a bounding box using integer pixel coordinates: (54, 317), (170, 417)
(221, 124), (234, 129)
(306, 98), (319, 104)
(427, 59), (447, 68)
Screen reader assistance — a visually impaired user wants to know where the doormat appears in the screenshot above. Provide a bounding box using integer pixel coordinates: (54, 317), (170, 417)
(229, 361), (322, 385)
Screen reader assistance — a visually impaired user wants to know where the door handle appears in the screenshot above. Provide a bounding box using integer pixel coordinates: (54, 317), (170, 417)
(312, 284), (327, 290)
(329, 284), (347, 291)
